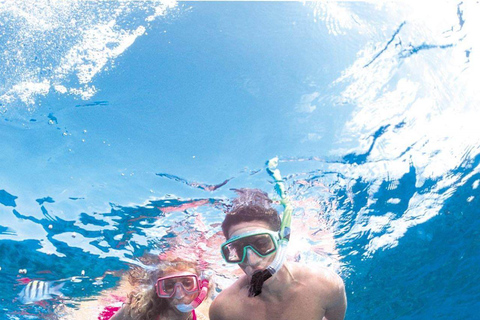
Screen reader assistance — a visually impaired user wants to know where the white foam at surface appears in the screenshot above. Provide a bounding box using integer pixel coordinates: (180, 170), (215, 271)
(320, 1), (480, 254)
(0, 0), (177, 109)
(55, 24), (147, 86)
(310, 2), (376, 37)
(53, 85), (67, 94)
(387, 198), (401, 204)
(473, 180), (479, 190)
(3, 79), (51, 105)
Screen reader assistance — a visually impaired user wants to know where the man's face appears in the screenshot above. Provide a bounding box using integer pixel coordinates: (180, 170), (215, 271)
(227, 220), (277, 277)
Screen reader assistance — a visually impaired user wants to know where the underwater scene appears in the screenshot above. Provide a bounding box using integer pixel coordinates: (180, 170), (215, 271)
(1, 1), (479, 319)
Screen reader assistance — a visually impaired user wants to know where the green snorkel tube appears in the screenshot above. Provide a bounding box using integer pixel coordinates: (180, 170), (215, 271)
(248, 157), (293, 297)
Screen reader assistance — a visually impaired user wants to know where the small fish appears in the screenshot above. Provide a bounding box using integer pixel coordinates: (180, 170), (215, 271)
(18, 280), (64, 304)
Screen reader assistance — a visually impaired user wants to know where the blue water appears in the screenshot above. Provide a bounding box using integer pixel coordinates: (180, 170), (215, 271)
(1, 1), (479, 319)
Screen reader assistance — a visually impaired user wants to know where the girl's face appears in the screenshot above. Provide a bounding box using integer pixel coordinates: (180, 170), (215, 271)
(161, 269), (200, 308)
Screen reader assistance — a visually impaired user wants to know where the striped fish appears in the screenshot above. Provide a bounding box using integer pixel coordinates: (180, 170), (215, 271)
(18, 280), (64, 304)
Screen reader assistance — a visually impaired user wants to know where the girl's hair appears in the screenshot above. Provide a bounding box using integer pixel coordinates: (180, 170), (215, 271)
(125, 254), (200, 320)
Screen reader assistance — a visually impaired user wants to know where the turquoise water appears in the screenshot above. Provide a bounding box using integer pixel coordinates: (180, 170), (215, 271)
(1, 1), (479, 319)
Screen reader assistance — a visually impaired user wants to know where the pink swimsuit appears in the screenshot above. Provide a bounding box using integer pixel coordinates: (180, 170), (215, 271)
(98, 306), (197, 320)
(98, 305), (122, 320)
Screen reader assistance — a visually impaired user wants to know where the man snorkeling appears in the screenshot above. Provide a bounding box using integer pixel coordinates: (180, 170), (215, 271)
(209, 188), (346, 320)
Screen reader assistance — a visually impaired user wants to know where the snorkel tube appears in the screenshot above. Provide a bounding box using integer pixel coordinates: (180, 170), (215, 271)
(175, 277), (209, 313)
(248, 157), (292, 297)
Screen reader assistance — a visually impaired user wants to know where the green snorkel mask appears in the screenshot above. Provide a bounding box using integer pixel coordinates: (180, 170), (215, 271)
(247, 157), (293, 297)
(221, 229), (280, 264)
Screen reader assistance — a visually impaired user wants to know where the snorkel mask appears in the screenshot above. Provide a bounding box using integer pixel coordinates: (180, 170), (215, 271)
(221, 229), (279, 264)
(155, 272), (209, 313)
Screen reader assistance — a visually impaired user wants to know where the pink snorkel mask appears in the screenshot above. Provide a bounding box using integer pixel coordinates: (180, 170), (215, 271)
(155, 272), (209, 313)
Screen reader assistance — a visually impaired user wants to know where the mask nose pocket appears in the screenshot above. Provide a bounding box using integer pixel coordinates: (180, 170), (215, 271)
(244, 246), (261, 264)
(173, 283), (186, 299)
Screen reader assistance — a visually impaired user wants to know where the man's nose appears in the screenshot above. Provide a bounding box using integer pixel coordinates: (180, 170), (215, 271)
(244, 247), (261, 265)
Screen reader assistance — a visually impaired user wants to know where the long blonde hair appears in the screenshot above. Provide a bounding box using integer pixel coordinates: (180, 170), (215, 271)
(125, 254), (201, 320)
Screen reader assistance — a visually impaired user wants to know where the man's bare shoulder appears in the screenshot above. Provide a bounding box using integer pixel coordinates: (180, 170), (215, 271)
(290, 263), (347, 320)
(291, 263), (343, 285)
(209, 277), (247, 320)
(290, 263), (345, 301)
(209, 292), (228, 320)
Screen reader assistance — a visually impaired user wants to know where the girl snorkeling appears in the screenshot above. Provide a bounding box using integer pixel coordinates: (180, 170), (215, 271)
(108, 254), (212, 320)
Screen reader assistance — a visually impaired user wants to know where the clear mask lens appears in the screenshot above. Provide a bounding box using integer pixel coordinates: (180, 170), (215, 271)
(221, 233), (277, 263)
(156, 275), (199, 298)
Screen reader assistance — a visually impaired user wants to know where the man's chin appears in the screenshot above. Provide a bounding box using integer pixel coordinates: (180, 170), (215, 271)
(243, 266), (264, 277)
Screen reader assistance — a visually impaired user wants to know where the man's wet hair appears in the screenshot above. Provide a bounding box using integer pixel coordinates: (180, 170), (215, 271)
(221, 188), (281, 239)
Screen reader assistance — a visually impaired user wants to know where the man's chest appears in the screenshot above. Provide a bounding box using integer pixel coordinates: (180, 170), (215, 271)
(232, 294), (325, 320)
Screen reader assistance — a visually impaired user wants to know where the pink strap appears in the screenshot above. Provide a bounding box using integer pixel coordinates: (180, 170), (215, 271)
(192, 310), (197, 320)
